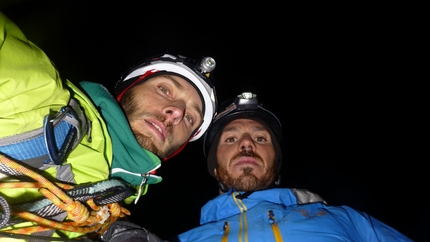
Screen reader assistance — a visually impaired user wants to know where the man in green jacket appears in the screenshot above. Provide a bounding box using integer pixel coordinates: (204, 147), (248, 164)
(0, 11), (217, 241)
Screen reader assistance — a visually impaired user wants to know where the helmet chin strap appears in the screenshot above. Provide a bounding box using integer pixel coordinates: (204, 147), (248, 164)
(163, 127), (201, 161)
(274, 175), (281, 186)
(217, 180), (229, 193)
(163, 141), (188, 161)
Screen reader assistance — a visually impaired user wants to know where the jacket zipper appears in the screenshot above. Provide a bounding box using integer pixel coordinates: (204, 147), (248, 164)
(222, 221), (229, 242)
(232, 192), (249, 242)
(268, 210), (283, 241)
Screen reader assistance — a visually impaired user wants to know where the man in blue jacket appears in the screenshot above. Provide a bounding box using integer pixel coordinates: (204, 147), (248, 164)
(174, 92), (412, 242)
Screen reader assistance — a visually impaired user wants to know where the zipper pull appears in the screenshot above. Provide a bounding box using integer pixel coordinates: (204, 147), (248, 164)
(222, 221), (230, 241)
(268, 210), (276, 224)
(134, 174), (148, 204)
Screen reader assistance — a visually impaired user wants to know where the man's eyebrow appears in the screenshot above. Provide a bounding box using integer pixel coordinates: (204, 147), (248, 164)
(167, 75), (204, 123)
(165, 75), (184, 91)
(251, 125), (267, 132)
(223, 124), (268, 133)
(223, 126), (240, 133)
(192, 102), (204, 124)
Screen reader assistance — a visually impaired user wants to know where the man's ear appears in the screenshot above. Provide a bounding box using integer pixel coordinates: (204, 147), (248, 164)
(213, 168), (218, 178)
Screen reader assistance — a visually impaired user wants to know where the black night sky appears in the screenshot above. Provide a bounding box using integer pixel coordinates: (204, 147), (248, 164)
(1, 1), (427, 241)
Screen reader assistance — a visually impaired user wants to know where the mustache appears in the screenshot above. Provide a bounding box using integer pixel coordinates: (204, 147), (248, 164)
(158, 114), (175, 128)
(144, 112), (174, 128)
(232, 149), (263, 162)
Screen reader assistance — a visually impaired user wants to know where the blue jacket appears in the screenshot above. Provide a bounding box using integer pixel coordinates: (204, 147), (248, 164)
(175, 188), (412, 242)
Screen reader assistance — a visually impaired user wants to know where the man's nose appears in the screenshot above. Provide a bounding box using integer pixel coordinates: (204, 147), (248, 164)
(163, 102), (186, 125)
(238, 133), (255, 152)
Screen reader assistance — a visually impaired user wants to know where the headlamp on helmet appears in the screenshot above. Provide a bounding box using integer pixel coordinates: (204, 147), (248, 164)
(203, 92), (282, 158)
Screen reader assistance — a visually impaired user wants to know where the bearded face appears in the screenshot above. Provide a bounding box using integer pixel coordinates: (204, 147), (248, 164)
(215, 149), (276, 191)
(213, 119), (277, 192)
(120, 85), (179, 158)
(119, 74), (204, 159)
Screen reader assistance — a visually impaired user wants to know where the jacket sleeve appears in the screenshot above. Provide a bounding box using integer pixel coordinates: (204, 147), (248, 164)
(341, 205), (413, 241)
(0, 11), (70, 137)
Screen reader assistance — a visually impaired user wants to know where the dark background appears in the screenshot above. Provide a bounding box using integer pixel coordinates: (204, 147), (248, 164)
(1, 1), (427, 241)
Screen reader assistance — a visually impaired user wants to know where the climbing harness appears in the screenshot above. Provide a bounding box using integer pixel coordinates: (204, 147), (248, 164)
(0, 155), (134, 241)
(0, 98), (89, 170)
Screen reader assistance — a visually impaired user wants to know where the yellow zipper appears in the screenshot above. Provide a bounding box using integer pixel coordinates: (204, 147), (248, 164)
(222, 221), (229, 242)
(233, 192), (249, 242)
(268, 210), (283, 242)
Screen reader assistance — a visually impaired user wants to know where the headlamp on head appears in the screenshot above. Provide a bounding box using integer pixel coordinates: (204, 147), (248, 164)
(203, 92), (282, 158)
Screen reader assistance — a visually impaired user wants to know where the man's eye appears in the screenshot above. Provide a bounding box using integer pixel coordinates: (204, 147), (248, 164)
(185, 113), (193, 124)
(159, 86), (169, 95)
(226, 137), (236, 143)
(256, 137), (267, 142)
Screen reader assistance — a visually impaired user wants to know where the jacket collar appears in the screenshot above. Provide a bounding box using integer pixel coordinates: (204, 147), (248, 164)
(79, 81), (162, 186)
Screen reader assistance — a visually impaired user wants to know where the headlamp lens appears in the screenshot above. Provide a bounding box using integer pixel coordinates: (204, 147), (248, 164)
(241, 92), (255, 99)
(236, 92), (259, 109)
(201, 57), (216, 73)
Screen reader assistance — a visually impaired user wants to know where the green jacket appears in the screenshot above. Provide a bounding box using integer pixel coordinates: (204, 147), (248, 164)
(0, 12), (161, 240)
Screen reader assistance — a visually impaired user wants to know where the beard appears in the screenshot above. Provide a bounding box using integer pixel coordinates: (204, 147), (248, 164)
(130, 128), (182, 159)
(216, 151), (276, 192)
(120, 90), (182, 158)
